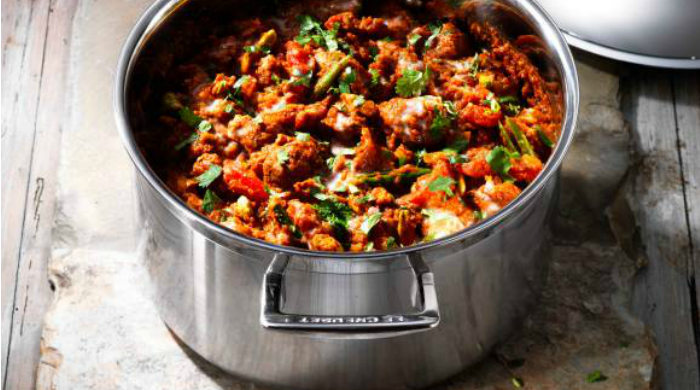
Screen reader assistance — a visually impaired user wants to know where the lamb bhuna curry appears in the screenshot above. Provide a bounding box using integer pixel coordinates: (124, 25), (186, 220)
(148, 0), (562, 252)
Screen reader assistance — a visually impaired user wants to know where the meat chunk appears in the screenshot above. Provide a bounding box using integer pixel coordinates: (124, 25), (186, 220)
(228, 115), (268, 154)
(353, 127), (393, 172)
(309, 234), (344, 251)
(258, 135), (330, 189)
(378, 96), (447, 147)
(191, 153), (222, 176)
(472, 176), (521, 217)
(322, 93), (377, 141)
(424, 22), (469, 61)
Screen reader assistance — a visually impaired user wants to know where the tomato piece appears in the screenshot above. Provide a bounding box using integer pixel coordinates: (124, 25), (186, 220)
(223, 165), (269, 202)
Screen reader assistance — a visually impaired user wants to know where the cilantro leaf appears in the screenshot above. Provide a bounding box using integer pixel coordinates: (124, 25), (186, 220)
(473, 210), (485, 221)
(360, 212), (382, 235)
(202, 189), (221, 213)
(339, 67), (356, 93)
(430, 108), (452, 139)
(369, 68), (381, 86)
(482, 92), (501, 113)
(386, 236), (397, 248)
(198, 120), (212, 132)
(408, 33), (421, 46)
(469, 56), (480, 78)
(178, 107), (203, 127)
(296, 15), (343, 52)
(313, 198), (353, 229)
(486, 146), (516, 182)
(424, 23), (442, 51)
(353, 95), (365, 107)
(174, 132), (198, 151)
(395, 67), (430, 97)
(356, 194), (375, 204)
(295, 132), (311, 141)
(273, 204), (302, 239)
(291, 69), (313, 87)
(196, 165), (222, 188)
(277, 148), (289, 165)
(428, 176), (456, 197)
(443, 138), (469, 154)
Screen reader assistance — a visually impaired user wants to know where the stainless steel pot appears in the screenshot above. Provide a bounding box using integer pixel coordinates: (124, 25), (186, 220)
(114, 1), (578, 388)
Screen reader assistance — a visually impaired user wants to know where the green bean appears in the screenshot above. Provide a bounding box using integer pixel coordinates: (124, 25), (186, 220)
(313, 54), (352, 97)
(507, 118), (535, 156)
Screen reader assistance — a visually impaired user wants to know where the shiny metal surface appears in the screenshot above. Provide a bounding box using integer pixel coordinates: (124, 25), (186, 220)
(538, 0), (700, 69)
(261, 253), (440, 329)
(114, 0), (579, 388)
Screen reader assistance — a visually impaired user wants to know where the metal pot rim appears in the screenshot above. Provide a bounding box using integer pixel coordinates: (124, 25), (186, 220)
(113, 0), (579, 259)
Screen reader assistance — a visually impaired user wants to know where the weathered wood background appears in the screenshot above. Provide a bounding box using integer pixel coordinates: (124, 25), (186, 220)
(2, 0), (699, 389)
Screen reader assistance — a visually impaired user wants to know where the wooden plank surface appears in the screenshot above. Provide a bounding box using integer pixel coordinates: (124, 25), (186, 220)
(625, 68), (700, 389)
(1, 0), (79, 389)
(1, 0), (53, 373)
(673, 71), (700, 338)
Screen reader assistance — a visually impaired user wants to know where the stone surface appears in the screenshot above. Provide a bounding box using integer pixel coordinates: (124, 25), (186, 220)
(36, 1), (656, 388)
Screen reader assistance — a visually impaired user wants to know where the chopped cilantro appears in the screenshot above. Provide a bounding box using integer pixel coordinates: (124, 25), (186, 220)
(174, 132), (198, 151)
(202, 189), (221, 213)
(386, 236), (397, 248)
(360, 212), (382, 235)
(178, 107), (203, 128)
(586, 370), (607, 383)
(277, 148), (289, 164)
(364, 242), (375, 251)
(416, 149), (427, 166)
(424, 23), (442, 51)
(443, 100), (458, 118)
(444, 138), (469, 154)
(271, 74), (284, 85)
(273, 204), (302, 239)
(295, 132), (311, 141)
(353, 95), (366, 107)
(408, 33), (422, 46)
(483, 92), (501, 113)
(196, 165), (222, 188)
(473, 210), (485, 221)
(339, 67), (356, 93)
(313, 198), (354, 230)
(327, 156), (337, 170)
(430, 108), (452, 139)
(296, 15), (343, 52)
(369, 46), (379, 59)
(369, 68), (381, 86)
(498, 95), (519, 104)
(232, 75), (250, 91)
(291, 69), (313, 87)
(469, 56), (480, 78)
(486, 146), (517, 182)
(428, 176), (456, 197)
(395, 67), (430, 97)
(224, 104), (234, 113)
(356, 194), (375, 204)
(198, 120), (212, 132)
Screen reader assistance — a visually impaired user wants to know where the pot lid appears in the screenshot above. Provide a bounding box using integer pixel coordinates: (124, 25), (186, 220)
(537, 0), (700, 69)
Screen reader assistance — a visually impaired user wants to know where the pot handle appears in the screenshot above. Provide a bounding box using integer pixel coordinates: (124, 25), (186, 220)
(260, 253), (440, 330)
